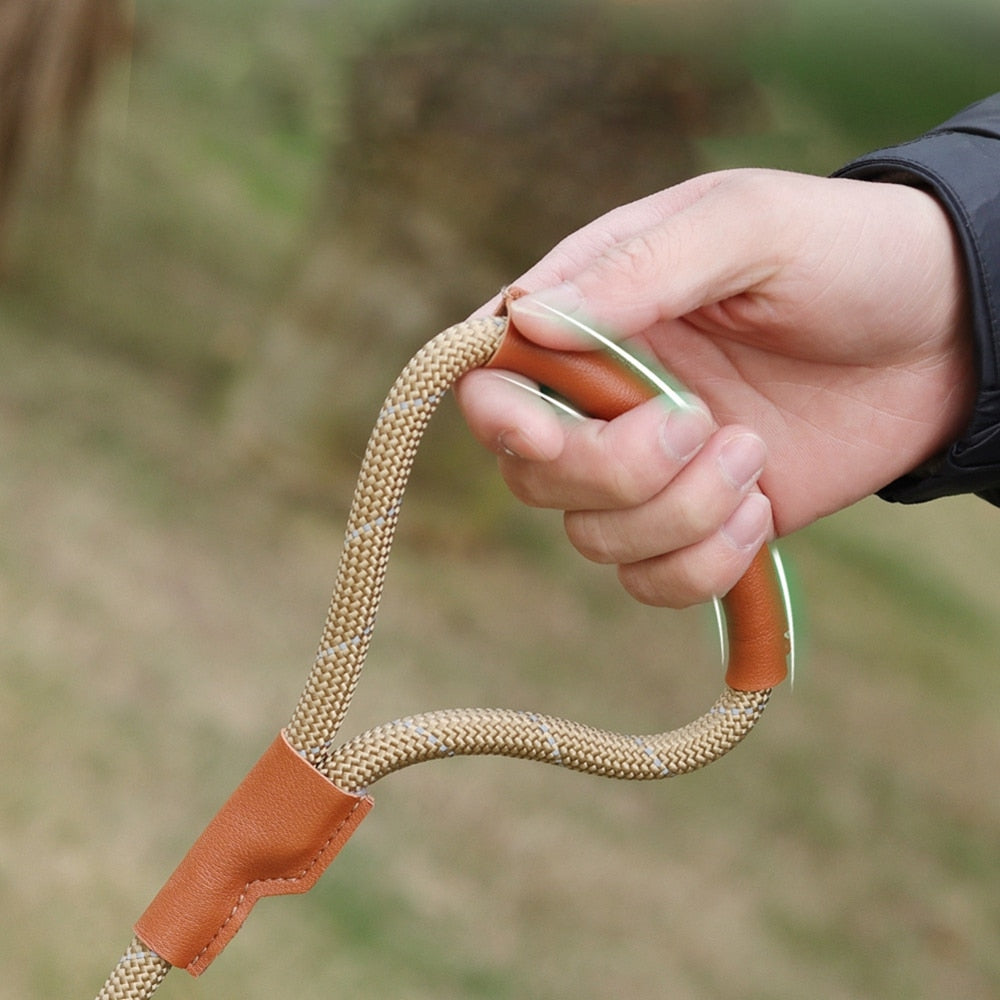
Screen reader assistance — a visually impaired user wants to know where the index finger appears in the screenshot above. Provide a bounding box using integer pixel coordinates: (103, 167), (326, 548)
(468, 172), (729, 322)
(507, 170), (797, 349)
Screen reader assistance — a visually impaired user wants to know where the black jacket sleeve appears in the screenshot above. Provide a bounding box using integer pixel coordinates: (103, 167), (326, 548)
(833, 94), (1000, 506)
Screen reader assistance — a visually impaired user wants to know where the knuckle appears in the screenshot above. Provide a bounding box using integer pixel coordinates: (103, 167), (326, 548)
(599, 230), (663, 285)
(594, 425), (662, 507)
(605, 461), (654, 508)
(564, 510), (619, 564)
(498, 461), (547, 509)
(617, 562), (699, 609)
(617, 550), (742, 610)
(671, 487), (725, 542)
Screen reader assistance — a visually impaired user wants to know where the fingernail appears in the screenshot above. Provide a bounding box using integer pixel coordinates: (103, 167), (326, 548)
(722, 492), (771, 550)
(717, 433), (767, 490)
(497, 431), (524, 459)
(658, 404), (712, 462)
(512, 282), (583, 320)
(509, 284), (590, 346)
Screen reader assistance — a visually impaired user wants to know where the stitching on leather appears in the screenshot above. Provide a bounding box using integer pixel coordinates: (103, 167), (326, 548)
(188, 797), (367, 970)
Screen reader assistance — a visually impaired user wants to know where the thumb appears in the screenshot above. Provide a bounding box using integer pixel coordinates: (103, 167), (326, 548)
(509, 170), (790, 349)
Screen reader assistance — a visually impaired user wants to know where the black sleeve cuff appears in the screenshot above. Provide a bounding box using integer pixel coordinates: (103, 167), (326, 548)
(832, 94), (1000, 506)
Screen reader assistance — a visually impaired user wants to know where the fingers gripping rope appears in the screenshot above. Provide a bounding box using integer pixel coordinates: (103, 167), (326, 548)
(95, 314), (789, 999)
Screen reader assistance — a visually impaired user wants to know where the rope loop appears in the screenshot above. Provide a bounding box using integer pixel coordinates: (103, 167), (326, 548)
(95, 314), (789, 999)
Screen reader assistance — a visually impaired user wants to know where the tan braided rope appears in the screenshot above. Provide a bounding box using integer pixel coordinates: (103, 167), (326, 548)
(95, 938), (169, 1000)
(319, 693), (769, 791)
(284, 318), (507, 756)
(94, 316), (772, 999)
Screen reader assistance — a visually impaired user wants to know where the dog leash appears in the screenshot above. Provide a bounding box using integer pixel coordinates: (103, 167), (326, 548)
(93, 303), (791, 998)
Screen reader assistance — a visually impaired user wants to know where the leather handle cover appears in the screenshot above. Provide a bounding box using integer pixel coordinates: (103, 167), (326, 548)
(486, 312), (788, 692)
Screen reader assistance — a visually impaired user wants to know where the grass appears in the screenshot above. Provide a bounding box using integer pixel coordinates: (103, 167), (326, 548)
(1, 1), (1000, 998)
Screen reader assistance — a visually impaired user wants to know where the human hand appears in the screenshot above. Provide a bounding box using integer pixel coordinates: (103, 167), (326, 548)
(457, 169), (974, 607)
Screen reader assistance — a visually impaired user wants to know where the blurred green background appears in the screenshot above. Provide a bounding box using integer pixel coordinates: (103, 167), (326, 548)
(1, 1), (999, 997)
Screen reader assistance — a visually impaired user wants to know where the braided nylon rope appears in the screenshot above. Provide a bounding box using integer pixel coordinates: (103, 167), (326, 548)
(94, 316), (771, 999)
(320, 693), (769, 790)
(95, 938), (169, 1000)
(285, 318), (506, 756)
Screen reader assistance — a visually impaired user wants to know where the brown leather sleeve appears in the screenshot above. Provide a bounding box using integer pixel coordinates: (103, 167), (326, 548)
(134, 731), (372, 976)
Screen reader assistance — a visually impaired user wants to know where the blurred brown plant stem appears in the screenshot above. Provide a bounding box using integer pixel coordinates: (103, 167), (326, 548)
(0, 0), (130, 270)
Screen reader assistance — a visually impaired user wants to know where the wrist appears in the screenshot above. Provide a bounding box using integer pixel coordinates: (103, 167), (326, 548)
(834, 95), (1000, 503)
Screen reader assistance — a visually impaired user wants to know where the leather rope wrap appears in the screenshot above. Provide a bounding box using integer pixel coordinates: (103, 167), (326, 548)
(95, 312), (789, 1000)
(134, 732), (371, 976)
